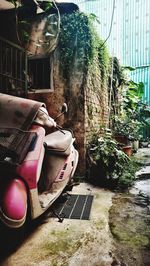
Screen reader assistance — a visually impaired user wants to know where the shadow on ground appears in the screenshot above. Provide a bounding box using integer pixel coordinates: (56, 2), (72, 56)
(0, 208), (53, 264)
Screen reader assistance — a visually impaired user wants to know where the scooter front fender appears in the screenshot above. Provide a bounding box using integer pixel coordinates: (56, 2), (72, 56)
(0, 178), (27, 228)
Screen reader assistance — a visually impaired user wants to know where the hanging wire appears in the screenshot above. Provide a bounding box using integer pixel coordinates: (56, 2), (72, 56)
(75, 0), (116, 48)
(52, 0), (61, 44)
(45, 0), (61, 53)
(75, 0), (99, 3)
(99, 0), (116, 49)
(76, 0), (116, 129)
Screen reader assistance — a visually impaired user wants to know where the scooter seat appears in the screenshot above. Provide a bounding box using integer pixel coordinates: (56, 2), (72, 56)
(44, 130), (73, 156)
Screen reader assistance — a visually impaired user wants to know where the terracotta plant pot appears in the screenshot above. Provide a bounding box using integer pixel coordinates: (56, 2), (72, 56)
(122, 145), (132, 157)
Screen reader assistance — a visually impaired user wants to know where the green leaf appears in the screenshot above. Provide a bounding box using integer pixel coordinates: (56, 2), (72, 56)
(89, 13), (101, 24)
(44, 2), (53, 11)
(123, 66), (136, 71)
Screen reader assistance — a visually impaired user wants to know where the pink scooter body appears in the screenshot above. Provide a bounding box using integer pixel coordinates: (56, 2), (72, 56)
(0, 125), (78, 228)
(17, 125), (45, 190)
(1, 179), (27, 228)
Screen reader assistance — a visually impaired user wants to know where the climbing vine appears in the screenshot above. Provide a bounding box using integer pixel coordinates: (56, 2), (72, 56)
(58, 12), (110, 84)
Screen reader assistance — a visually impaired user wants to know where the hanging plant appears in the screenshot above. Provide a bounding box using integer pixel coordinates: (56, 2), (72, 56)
(58, 12), (110, 84)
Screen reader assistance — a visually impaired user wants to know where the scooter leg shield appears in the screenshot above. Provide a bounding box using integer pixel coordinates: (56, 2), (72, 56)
(1, 178), (27, 228)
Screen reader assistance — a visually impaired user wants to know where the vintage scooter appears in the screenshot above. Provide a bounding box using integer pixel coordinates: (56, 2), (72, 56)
(0, 102), (78, 229)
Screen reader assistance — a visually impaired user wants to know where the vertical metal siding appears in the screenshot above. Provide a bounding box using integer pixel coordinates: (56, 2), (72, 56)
(73, 0), (150, 105)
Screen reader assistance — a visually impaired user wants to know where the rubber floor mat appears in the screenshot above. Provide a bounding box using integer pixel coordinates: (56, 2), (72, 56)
(53, 194), (94, 220)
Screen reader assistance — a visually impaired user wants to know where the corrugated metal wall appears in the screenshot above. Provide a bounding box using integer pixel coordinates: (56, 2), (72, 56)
(122, 0), (150, 105)
(73, 0), (150, 105)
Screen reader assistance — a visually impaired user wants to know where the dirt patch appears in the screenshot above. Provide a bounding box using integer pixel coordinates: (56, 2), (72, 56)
(109, 192), (150, 266)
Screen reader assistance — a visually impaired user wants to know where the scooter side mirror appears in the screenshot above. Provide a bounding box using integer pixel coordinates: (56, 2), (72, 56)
(55, 103), (68, 121)
(61, 103), (68, 114)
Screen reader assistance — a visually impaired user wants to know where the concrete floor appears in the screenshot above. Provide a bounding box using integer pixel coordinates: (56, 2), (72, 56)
(1, 183), (115, 266)
(1, 148), (150, 266)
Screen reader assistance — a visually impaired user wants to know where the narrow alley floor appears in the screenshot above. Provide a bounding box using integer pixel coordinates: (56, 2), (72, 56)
(0, 148), (150, 266)
(110, 147), (150, 266)
(0, 183), (115, 266)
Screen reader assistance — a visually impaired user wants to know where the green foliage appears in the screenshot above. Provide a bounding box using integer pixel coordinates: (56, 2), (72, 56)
(88, 136), (138, 189)
(112, 78), (147, 140)
(59, 12), (110, 83)
(124, 80), (150, 139)
(124, 80), (144, 115)
(108, 57), (128, 117)
(21, 30), (29, 43)
(139, 104), (150, 125)
(118, 157), (138, 188)
(43, 1), (53, 11)
(6, 0), (53, 10)
(6, 0), (30, 45)
(122, 66), (136, 71)
(113, 115), (142, 140)
(109, 57), (127, 88)
(97, 39), (110, 81)
(6, 1), (53, 45)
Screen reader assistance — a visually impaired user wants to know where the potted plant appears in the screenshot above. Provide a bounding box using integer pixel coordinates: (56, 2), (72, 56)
(112, 116), (131, 145)
(87, 135), (138, 189)
(112, 116), (143, 155)
(112, 79), (146, 152)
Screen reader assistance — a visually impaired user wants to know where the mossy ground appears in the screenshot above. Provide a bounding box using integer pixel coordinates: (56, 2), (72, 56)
(1, 182), (149, 266)
(109, 193), (150, 266)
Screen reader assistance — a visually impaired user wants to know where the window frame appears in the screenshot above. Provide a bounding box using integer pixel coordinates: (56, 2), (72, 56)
(27, 53), (54, 93)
